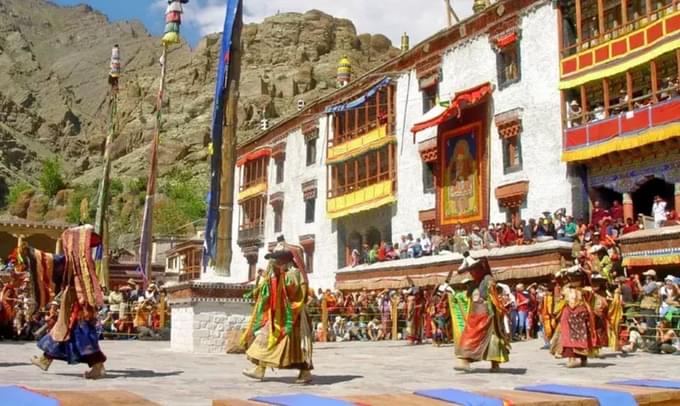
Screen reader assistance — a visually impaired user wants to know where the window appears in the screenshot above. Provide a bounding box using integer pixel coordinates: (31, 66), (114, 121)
(274, 206), (282, 233)
(422, 84), (438, 114)
(304, 250), (314, 274)
(497, 42), (521, 89)
(275, 159), (284, 184)
(503, 135), (522, 174)
(305, 198), (315, 223)
(306, 137), (317, 166)
(422, 162), (435, 193)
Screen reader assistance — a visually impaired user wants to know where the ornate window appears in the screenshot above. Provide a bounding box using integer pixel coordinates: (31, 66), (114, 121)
(305, 129), (318, 166)
(496, 108), (523, 174)
(497, 41), (521, 88)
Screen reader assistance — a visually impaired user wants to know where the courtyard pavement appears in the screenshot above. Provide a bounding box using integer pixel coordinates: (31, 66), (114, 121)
(1, 339), (679, 405)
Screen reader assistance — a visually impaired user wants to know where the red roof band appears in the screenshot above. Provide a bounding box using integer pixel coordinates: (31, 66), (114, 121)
(236, 147), (272, 167)
(411, 82), (493, 134)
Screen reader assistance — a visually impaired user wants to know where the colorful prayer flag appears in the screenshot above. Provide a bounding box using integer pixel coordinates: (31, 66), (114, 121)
(204, 0), (243, 269)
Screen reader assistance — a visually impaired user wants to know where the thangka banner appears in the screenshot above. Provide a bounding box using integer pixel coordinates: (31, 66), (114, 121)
(204, 0), (242, 268)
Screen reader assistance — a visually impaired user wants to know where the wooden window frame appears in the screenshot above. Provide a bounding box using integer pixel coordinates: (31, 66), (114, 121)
(422, 83), (439, 114)
(305, 198), (316, 224)
(502, 135), (523, 174)
(497, 41), (522, 89)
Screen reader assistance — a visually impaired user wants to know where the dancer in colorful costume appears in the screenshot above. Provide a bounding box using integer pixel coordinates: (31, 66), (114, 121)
(455, 253), (510, 372)
(589, 274), (610, 351)
(448, 277), (472, 345)
(559, 265), (597, 368)
(403, 279), (425, 345)
(241, 240), (313, 383)
(30, 226), (107, 379)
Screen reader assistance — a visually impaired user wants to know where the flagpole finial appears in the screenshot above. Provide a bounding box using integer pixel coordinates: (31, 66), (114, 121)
(162, 0), (187, 46)
(109, 44), (121, 88)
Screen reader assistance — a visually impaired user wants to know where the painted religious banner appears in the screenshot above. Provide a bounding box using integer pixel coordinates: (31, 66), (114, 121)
(440, 123), (483, 224)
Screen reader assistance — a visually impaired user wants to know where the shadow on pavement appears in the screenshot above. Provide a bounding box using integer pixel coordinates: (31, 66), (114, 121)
(461, 368), (528, 375)
(265, 374), (362, 385)
(0, 362), (31, 368)
(56, 369), (184, 379)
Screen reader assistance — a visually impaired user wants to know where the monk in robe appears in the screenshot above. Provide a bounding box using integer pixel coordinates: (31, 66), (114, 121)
(30, 226), (107, 379)
(559, 266), (597, 368)
(241, 243), (313, 384)
(455, 257), (510, 372)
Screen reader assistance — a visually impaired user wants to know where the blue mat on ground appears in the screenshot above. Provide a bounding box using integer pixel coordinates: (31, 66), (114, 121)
(608, 379), (680, 389)
(515, 384), (637, 406)
(250, 394), (356, 406)
(0, 386), (59, 406)
(414, 388), (504, 406)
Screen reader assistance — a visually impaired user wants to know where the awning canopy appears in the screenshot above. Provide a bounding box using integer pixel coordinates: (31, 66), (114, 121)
(236, 147), (271, 167)
(411, 82), (493, 135)
(326, 77), (391, 114)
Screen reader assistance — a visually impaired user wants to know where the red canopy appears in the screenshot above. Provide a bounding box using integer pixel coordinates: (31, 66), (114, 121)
(236, 147), (272, 167)
(411, 82), (492, 135)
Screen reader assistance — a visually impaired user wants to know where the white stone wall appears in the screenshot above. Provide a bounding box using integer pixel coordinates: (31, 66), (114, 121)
(170, 301), (251, 353)
(392, 70), (437, 243)
(203, 117), (338, 289)
(436, 2), (569, 224)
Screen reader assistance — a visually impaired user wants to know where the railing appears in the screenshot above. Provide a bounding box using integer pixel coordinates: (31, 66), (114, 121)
(237, 222), (264, 245)
(178, 266), (201, 282)
(560, 3), (677, 58)
(563, 96), (679, 153)
(240, 176), (267, 192)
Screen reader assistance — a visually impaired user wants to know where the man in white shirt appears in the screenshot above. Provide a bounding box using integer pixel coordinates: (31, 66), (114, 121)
(652, 195), (667, 229)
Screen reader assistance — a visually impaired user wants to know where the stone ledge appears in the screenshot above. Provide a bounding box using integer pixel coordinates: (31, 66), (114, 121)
(166, 281), (253, 307)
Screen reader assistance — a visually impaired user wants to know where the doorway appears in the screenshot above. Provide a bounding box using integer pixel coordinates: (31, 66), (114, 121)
(632, 177), (675, 217)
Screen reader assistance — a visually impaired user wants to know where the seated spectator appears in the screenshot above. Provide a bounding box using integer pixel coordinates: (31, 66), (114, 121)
(523, 219), (535, 244)
(367, 245), (379, 264)
(483, 225), (498, 248)
(421, 233), (433, 255)
(412, 238), (424, 258)
(367, 317), (381, 341)
(386, 243), (400, 260)
(399, 235), (409, 258)
(621, 320), (647, 353)
(377, 242), (387, 262)
(469, 226), (484, 250)
(656, 320), (679, 354)
(350, 248), (361, 267)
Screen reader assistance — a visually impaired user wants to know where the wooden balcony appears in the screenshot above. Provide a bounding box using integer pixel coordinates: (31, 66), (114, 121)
(178, 266), (201, 283)
(237, 222), (264, 247)
(562, 96), (680, 162)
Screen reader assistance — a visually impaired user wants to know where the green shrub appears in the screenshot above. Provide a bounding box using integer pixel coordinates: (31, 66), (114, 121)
(39, 158), (65, 198)
(4, 182), (32, 208)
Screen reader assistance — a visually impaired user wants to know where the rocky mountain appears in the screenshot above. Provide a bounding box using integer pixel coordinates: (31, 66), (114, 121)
(0, 0), (400, 198)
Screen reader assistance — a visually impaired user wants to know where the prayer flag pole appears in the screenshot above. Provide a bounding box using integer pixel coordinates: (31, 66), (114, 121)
(94, 44), (121, 289)
(205, 0), (243, 276)
(138, 0), (186, 287)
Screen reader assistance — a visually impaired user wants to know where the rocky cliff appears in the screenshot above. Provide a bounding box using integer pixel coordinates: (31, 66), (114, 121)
(0, 0), (399, 196)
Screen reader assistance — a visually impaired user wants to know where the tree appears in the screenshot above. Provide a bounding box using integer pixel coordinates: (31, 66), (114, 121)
(39, 158), (65, 198)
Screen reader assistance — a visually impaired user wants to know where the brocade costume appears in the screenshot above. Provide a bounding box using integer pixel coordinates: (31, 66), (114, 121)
(27, 226), (107, 375)
(456, 275), (510, 364)
(241, 245), (313, 373)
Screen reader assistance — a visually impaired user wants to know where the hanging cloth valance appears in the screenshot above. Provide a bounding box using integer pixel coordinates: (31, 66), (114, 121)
(325, 77), (391, 114)
(411, 82), (492, 135)
(236, 147), (272, 167)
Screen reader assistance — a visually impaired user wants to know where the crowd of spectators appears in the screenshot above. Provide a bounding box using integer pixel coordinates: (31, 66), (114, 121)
(0, 259), (168, 342)
(351, 195), (678, 268)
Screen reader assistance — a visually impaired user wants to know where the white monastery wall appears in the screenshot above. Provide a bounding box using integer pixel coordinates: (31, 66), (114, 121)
(170, 302), (250, 353)
(204, 1), (570, 286)
(392, 71), (437, 242)
(437, 2), (571, 223)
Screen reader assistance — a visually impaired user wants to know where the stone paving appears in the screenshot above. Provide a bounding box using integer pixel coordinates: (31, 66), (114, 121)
(1, 339), (679, 405)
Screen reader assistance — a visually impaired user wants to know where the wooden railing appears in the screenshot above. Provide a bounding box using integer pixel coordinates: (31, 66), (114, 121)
(561, 3), (677, 58)
(237, 221), (264, 245)
(178, 266), (201, 282)
(563, 96), (679, 153)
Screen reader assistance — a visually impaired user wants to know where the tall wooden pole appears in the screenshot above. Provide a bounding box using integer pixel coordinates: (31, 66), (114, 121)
(94, 46), (120, 289)
(139, 45), (168, 287)
(215, 17), (243, 275)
